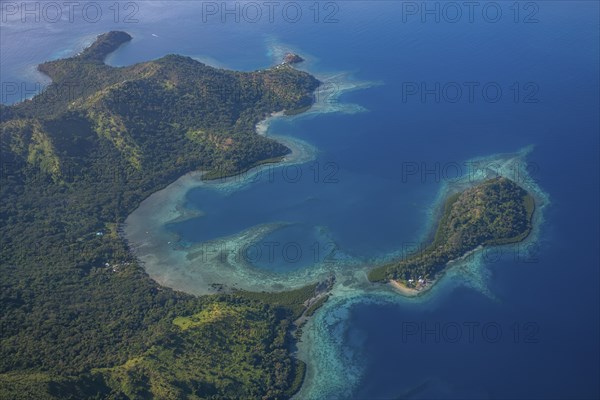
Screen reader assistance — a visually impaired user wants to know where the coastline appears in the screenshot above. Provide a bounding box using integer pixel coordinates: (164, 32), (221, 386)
(389, 280), (421, 297)
(124, 141), (548, 397)
(119, 41), (549, 400)
(256, 111), (285, 135)
(124, 141), (549, 400)
(121, 59), (376, 397)
(122, 52), (376, 292)
(121, 74), (372, 295)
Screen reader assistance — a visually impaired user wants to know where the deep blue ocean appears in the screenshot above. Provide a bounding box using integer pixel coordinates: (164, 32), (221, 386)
(2, 1), (598, 398)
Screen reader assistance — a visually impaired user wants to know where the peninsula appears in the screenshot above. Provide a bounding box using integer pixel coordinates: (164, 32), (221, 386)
(368, 177), (535, 293)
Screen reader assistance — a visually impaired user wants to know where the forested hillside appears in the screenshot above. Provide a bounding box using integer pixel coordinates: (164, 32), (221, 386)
(0, 31), (321, 399)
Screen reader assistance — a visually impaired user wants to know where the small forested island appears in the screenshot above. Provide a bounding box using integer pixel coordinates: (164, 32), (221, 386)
(0, 31), (324, 399)
(283, 53), (304, 64)
(368, 177), (535, 292)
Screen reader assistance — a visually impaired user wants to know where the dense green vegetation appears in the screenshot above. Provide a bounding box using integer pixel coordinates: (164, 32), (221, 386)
(95, 298), (307, 399)
(0, 31), (321, 399)
(368, 177), (535, 283)
(236, 284), (319, 320)
(0, 290), (315, 399)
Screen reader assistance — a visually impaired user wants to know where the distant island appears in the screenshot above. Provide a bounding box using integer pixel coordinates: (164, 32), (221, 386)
(368, 177), (535, 295)
(0, 31), (325, 399)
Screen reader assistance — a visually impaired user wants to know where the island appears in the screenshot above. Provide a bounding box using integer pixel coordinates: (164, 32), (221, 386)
(368, 177), (535, 294)
(283, 53), (305, 64)
(0, 31), (324, 399)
